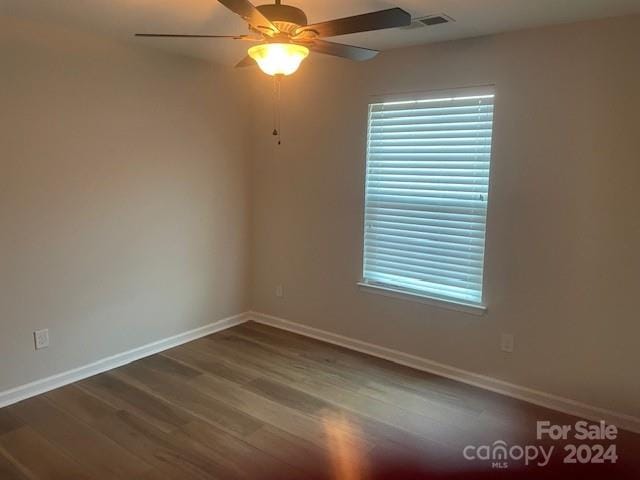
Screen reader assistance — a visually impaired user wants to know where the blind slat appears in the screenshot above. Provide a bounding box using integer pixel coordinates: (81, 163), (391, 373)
(366, 214), (487, 231)
(370, 122), (493, 133)
(363, 93), (494, 304)
(367, 228), (485, 249)
(369, 148), (490, 154)
(371, 96), (493, 111)
(369, 184), (485, 200)
(367, 205), (487, 222)
(366, 256), (483, 280)
(370, 139), (492, 147)
(367, 182), (489, 193)
(369, 158), (490, 164)
(370, 130), (493, 139)
(365, 232), (484, 254)
(367, 220), (486, 238)
(370, 113), (494, 127)
(367, 200), (487, 212)
(365, 238), (485, 265)
(367, 175), (489, 184)
(368, 168), (489, 176)
(370, 105), (494, 118)
(365, 248), (484, 274)
(365, 263), (482, 290)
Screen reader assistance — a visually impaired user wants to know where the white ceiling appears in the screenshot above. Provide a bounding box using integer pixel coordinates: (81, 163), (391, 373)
(5, 0), (640, 65)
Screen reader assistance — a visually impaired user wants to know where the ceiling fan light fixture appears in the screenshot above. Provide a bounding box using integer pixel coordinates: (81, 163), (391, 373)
(248, 43), (309, 76)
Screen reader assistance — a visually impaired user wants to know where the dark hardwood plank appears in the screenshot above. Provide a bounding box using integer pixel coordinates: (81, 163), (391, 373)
(91, 409), (233, 480)
(78, 372), (192, 433)
(176, 420), (308, 480)
(7, 396), (152, 479)
(247, 376), (332, 415)
(138, 354), (202, 379)
(0, 451), (29, 480)
(44, 384), (117, 426)
(135, 466), (202, 480)
(163, 344), (259, 384)
(0, 410), (24, 436)
(0, 426), (92, 480)
(113, 361), (264, 437)
(243, 424), (333, 478)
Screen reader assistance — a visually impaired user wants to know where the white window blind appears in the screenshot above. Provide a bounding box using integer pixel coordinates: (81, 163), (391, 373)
(362, 92), (494, 306)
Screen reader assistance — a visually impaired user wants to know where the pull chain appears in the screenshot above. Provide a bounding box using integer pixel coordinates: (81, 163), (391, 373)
(272, 74), (282, 145)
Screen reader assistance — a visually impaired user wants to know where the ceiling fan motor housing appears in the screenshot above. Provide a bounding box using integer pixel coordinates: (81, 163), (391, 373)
(256, 3), (308, 34)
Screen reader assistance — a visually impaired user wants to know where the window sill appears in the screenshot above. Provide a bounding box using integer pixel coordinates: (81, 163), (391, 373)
(357, 281), (487, 316)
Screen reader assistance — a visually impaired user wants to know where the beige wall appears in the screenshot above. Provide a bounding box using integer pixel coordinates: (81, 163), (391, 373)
(0, 17), (250, 391)
(248, 15), (640, 418)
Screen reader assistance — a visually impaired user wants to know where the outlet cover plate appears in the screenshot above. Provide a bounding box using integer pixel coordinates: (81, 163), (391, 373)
(34, 329), (49, 350)
(500, 333), (514, 353)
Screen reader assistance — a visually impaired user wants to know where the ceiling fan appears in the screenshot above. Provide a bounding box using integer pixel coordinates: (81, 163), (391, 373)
(136, 0), (412, 76)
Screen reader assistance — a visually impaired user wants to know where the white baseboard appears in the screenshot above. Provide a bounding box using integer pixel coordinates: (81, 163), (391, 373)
(0, 312), (250, 408)
(249, 311), (640, 434)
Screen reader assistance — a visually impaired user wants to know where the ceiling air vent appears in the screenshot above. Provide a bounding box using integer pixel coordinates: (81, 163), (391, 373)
(404, 14), (455, 29)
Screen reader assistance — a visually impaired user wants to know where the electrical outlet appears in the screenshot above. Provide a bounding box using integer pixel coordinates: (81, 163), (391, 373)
(500, 333), (514, 353)
(275, 285), (284, 298)
(34, 329), (49, 350)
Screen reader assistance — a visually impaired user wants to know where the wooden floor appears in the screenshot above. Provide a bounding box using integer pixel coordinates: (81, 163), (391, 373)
(1, 321), (638, 479)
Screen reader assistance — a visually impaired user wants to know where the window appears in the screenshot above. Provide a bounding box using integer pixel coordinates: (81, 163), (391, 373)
(361, 89), (494, 308)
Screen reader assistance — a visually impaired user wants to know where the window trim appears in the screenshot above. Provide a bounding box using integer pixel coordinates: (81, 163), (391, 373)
(359, 85), (495, 313)
(358, 281), (487, 316)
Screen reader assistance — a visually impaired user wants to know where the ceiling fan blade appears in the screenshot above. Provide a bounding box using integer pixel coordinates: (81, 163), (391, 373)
(135, 33), (255, 39)
(295, 7), (411, 38)
(217, 0), (278, 35)
(235, 56), (257, 68)
(309, 40), (378, 61)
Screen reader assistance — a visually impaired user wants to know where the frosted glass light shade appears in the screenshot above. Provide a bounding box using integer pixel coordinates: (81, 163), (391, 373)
(247, 43), (309, 76)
